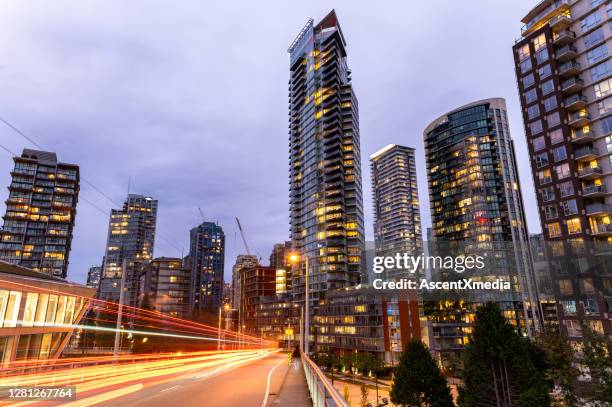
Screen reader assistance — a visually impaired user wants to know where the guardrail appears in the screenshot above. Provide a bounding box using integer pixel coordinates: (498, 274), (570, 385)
(301, 352), (349, 407)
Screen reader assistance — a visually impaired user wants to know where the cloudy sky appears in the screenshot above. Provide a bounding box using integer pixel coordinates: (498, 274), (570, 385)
(0, 0), (540, 284)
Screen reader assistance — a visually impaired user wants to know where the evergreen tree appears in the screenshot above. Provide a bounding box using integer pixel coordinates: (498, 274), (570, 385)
(537, 324), (579, 406)
(390, 339), (453, 407)
(458, 302), (551, 407)
(582, 327), (612, 406)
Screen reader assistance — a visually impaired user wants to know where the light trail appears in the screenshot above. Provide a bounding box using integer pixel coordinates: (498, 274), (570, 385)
(1, 349), (278, 406)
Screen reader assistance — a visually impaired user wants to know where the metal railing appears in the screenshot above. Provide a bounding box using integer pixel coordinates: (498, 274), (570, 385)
(301, 352), (349, 407)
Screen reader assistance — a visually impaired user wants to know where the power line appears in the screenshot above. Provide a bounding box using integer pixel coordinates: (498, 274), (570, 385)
(0, 116), (44, 150)
(0, 116), (184, 255)
(0, 142), (17, 156)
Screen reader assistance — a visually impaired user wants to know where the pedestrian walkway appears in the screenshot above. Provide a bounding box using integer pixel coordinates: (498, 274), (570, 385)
(267, 359), (312, 406)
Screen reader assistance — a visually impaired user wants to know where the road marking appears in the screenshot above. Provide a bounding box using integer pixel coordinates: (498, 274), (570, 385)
(60, 383), (144, 407)
(261, 357), (286, 407)
(160, 385), (180, 393)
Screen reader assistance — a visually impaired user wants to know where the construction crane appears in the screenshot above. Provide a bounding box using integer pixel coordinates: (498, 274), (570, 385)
(235, 217), (252, 256)
(198, 207), (205, 221)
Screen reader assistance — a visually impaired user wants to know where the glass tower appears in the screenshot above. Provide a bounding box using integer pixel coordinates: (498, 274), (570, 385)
(189, 221), (225, 312)
(288, 10), (365, 345)
(98, 194), (157, 306)
(423, 98), (539, 364)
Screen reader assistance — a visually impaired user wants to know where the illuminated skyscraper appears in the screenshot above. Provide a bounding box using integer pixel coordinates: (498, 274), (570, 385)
(513, 0), (612, 340)
(370, 144), (422, 257)
(423, 98), (538, 363)
(0, 149), (79, 279)
(98, 194), (157, 306)
(189, 221), (225, 312)
(288, 10), (365, 339)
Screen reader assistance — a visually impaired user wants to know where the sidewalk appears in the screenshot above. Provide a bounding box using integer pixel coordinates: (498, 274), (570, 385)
(267, 359), (311, 406)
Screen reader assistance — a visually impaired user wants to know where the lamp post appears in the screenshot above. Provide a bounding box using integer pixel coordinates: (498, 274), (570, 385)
(218, 303), (230, 350)
(289, 252), (309, 355)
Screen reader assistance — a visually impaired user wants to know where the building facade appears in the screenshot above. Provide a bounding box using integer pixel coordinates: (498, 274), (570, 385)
(86, 265), (102, 289)
(238, 266), (276, 335)
(98, 194), (157, 306)
(0, 149), (79, 279)
(423, 98), (538, 364)
(189, 222), (225, 312)
(513, 0), (612, 341)
(288, 10), (365, 351)
(315, 286), (421, 363)
(0, 261), (94, 367)
(139, 257), (191, 318)
(231, 254), (259, 310)
(370, 144), (422, 257)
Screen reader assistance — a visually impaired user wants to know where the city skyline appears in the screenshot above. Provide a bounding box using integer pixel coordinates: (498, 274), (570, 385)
(0, 0), (539, 284)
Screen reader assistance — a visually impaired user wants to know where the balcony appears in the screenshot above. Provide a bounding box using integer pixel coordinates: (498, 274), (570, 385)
(568, 111), (591, 127)
(583, 185), (607, 198)
(553, 29), (576, 46)
(561, 77), (584, 94)
(521, 0), (572, 36)
(571, 128), (595, 144)
(591, 223), (612, 236)
(586, 203), (611, 216)
(564, 94), (588, 111)
(559, 61), (581, 78)
(549, 13), (573, 31)
(578, 166), (602, 180)
(575, 146), (599, 162)
(556, 44), (578, 62)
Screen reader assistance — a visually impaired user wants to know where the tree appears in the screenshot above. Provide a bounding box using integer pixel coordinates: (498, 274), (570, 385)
(390, 339), (453, 407)
(340, 353), (356, 374)
(458, 302), (551, 407)
(537, 324), (579, 406)
(582, 327), (612, 406)
(360, 384), (369, 407)
(360, 353), (384, 404)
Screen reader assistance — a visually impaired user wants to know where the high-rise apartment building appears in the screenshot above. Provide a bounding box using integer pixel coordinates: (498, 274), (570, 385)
(139, 257), (191, 318)
(0, 149), (79, 279)
(370, 144), (422, 257)
(98, 194), (157, 306)
(288, 10), (365, 350)
(423, 98), (538, 363)
(86, 265), (102, 288)
(269, 241), (293, 294)
(513, 0), (612, 340)
(231, 254), (259, 310)
(189, 221), (225, 312)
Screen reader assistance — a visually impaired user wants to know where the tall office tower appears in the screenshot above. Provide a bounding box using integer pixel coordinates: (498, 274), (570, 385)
(0, 149), (79, 278)
(513, 0), (612, 340)
(370, 144), (422, 257)
(86, 265), (102, 288)
(98, 194), (157, 306)
(231, 254), (259, 310)
(189, 221), (225, 312)
(424, 98), (538, 364)
(288, 10), (365, 340)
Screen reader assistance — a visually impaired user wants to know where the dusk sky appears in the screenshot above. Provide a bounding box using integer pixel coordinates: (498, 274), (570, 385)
(0, 0), (539, 284)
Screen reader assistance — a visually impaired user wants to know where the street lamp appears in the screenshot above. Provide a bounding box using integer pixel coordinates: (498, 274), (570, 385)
(218, 303), (230, 350)
(288, 252), (309, 355)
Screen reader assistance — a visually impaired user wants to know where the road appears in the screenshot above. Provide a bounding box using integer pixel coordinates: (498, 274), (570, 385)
(107, 352), (290, 407)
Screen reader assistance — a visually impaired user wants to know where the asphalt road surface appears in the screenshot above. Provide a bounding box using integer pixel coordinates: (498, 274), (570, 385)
(103, 352), (298, 407)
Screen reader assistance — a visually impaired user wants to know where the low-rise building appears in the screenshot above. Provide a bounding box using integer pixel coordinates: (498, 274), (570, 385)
(0, 261), (94, 366)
